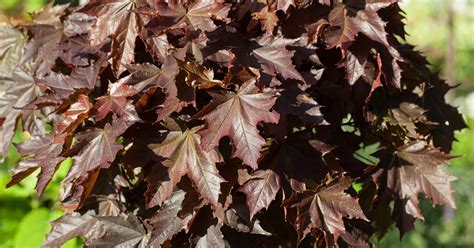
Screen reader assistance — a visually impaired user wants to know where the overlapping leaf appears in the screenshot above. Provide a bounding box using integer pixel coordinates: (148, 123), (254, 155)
(325, 3), (390, 48)
(148, 127), (225, 208)
(79, 0), (144, 76)
(290, 178), (368, 242)
(126, 57), (187, 121)
(196, 78), (279, 169)
(148, 0), (230, 33)
(93, 75), (139, 121)
(65, 121), (126, 179)
(0, 24), (25, 76)
(7, 134), (64, 194)
(388, 141), (457, 208)
(0, 64), (42, 159)
(32, 63), (100, 109)
(148, 189), (193, 246)
(238, 169), (280, 219)
(223, 204), (272, 236)
(252, 35), (304, 81)
(20, 24), (64, 77)
(44, 213), (148, 247)
(44, 212), (98, 246)
(195, 224), (225, 248)
(61, 120), (129, 208)
(177, 60), (222, 89)
(7, 94), (92, 194)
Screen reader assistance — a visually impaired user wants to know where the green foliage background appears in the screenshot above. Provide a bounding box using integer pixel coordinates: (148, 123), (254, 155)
(0, 0), (472, 247)
(401, 0), (474, 94)
(0, 0), (46, 15)
(0, 125), (80, 248)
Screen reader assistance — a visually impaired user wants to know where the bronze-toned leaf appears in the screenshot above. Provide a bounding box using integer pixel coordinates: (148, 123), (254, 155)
(148, 127), (225, 208)
(196, 79), (279, 169)
(148, 189), (193, 246)
(290, 178), (368, 243)
(238, 169), (280, 219)
(389, 141), (458, 208)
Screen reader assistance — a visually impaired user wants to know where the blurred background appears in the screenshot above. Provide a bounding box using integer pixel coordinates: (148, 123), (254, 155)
(1, 0), (473, 247)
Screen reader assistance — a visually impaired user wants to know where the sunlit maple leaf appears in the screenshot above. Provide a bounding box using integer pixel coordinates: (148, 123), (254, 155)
(30, 3), (69, 26)
(93, 75), (139, 121)
(252, 34), (304, 81)
(364, 0), (397, 12)
(148, 189), (193, 246)
(60, 120), (129, 208)
(177, 60), (222, 89)
(148, 127), (225, 208)
(126, 57), (188, 121)
(388, 141), (458, 208)
(44, 212), (148, 247)
(32, 63), (100, 110)
(252, 7), (279, 34)
(0, 1), (465, 246)
(0, 64), (42, 159)
(276, 0), (296, 13)
(345, 38), (370, 85)
(196, 78), (279, 169)
(89, 215), (149, 246)
(238, 169), (280, 219)
(7, 95), (91, 195)
(151, 0), (230, 32)
(196, 224), (225, 248)
(54, 94), (93, 136)
(43, 212), (98, 246)
(79, 0), (144, 76)
(19, 3), (76, 74)
(325, 4), (389, 48)
(387, 102), (429, 138)
(66, 122), (126, 178)
(0, 24), (25, 77)
(290, 178), (368, 243)
(20, 24), (63, 76)
(7, 134), (65, 195)
(176, 31), (208, 64)
(223, 203), (272, 236)
(318, 0), (331, 5)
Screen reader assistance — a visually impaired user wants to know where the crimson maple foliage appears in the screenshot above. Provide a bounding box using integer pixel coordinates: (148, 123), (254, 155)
(0, 0), (466, 247)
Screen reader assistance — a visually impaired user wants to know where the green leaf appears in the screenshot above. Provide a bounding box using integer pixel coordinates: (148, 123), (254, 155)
(354, 142), (380, 165)
(0, 0), (20, 10)
(24, 0), (48, 12)
(352, 182), (363, 193)
(1, 169), (39, 198)
(0, 196), (30, 246)
(13, 208), (50, 248)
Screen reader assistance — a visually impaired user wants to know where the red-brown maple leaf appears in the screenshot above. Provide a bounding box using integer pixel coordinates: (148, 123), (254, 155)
(148, 189), (194, 246)
(7, 94), (91, 195)
(151, 0), (230, 33)
(252, 35), (304, 81)
(61, 120), (129, 209)
(148, 127), (225, 208)
(325, 3), (390, 49)
(93, 75), (139, 122)
(79, 0), (144, 76)
(290, 178), (368, 243)
(0, 64), (42, 159)
(196, 78), (280, 169)
(388, 141), (458, 209)
(238, 169), (280, 219)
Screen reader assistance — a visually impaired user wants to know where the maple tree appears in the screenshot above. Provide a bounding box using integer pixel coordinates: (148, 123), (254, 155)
(0, 0), (466, 247)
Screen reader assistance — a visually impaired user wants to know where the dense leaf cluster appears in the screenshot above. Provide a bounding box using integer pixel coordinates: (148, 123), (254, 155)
(0, 0), (466, 247)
